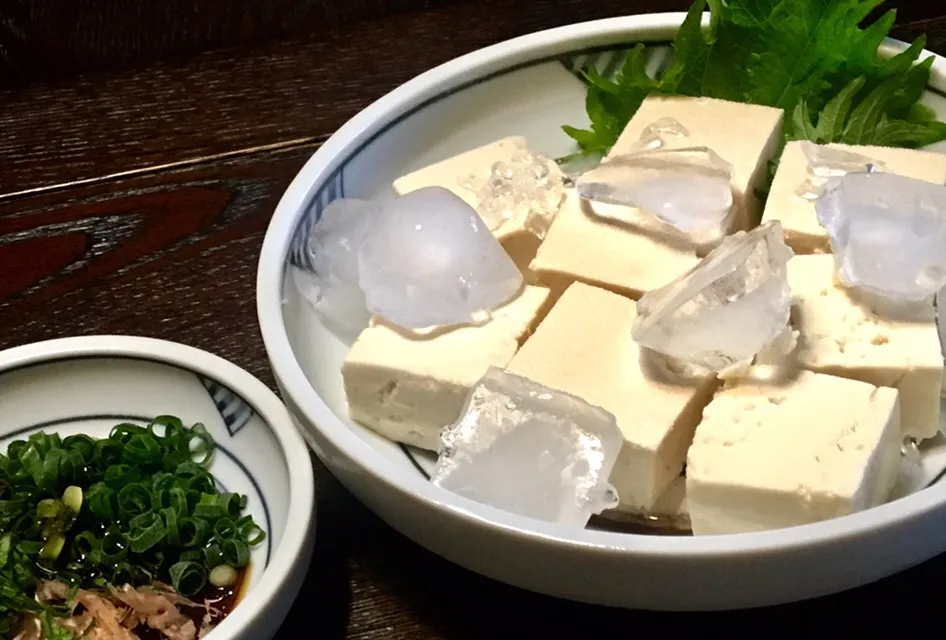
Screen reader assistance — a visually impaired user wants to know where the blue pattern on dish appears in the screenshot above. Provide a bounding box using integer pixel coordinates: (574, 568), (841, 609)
(288, 167), (346, 273)
(198, 374), (256, 438)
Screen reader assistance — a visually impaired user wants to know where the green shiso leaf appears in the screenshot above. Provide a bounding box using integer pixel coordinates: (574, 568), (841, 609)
(563, 0), (946, 155)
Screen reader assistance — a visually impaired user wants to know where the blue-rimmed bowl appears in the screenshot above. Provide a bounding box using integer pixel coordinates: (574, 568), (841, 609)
(0, 335), (315, 639)
(257, 12), (946, 611)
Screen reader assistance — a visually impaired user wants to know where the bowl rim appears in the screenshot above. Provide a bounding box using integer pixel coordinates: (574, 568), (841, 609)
(0, 335), (315, 638)
(257, 11), (946, 559)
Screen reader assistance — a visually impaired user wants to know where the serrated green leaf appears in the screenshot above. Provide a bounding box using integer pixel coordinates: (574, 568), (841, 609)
(909, 102), (938, 124)
(869, 114), (946, 147)
(841, 73), (901, 143)
(617, 44), (658, 89)
(662, 0), (711, 92)
(582, 67), (620, 94)
(885, 55), (934, 118)
(561, 125), (609, 154)
(585, 88), (618, 141)
(845, 9), (897, 70)
(877, 34), (925, 76)
(814, 75), (866, 141)
(789, 101), (819, 141)
(562, 0), (946, 158)
(740, 0), (884, 109)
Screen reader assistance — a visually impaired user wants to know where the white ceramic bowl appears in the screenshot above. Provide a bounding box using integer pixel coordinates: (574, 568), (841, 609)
(0, 336), (315, 639)
(257, 12), (946, 610)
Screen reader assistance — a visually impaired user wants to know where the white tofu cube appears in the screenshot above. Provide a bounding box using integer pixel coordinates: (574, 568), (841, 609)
(506, 282), (718, 511)
(786, 254), (943, 440)
(342, 285), (552, 450)
(607, 95), (784, 233)
(763, 142), (946, 253)
(687, 366), (902, 536)
(393, 137), (564, 273)
(529, 190), (700, 301)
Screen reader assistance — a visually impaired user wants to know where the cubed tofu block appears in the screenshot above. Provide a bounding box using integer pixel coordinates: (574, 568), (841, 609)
(687, 366), (902, 536)
(342, 285), (552, 450)
(393, 136), (563, 273)
(608, 95), (784, 232)
(763, 142), (946, 253)
(786, 254), (943, 440)
(529, 190), (700, 301)
(506, 282), (718, 510)
(647, 475), (688, 521)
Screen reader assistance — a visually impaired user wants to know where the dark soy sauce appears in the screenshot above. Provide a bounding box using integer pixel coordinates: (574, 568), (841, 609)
(589, 512), (693, 536)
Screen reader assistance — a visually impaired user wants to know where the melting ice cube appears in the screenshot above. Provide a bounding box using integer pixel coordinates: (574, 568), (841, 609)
(433, 367), (622, 527)
(795, 142), (886, 201)
(633, 117), (690, 151)
(632, 221), (796, 371)
(358, 187), (524, 329)
(576, 147), (735, 233)
(816, 172), (946, 301)
(461, 151), (566, 238)
(294, 198), (381, 333)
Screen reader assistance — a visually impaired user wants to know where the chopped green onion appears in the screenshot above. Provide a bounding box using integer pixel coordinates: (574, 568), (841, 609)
(87, 483), (118, 520)
(203, 544), (224, 570)
(105, 464), (141, 490)
(209, 564), (237, 588)
(101, 528), (128, 563)
(179, 549), (202, 564)
(178, 517), (210, 548)
(40, 535), (66, 562)
(240, 521), (266, 546)
(0, 416), (265, 606)
(214, 518), (238, 541)
(35, 499), (60, 521)
(62, 486), (83, 514)
(71, 532), (98, 560)
(126, 512), (167, 553)
(169, 561), (206, 596)
(221, 539), (250, 568)
(118, 483), (151, 518)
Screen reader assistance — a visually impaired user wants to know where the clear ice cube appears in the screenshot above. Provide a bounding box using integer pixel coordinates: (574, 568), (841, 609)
(816, 172), (946, 302)
(576, 147), (735, 233)
(633, 117), (690, 151)
(295, 198), (380, 333)
(632, 220), (796, 371)
(461, 150), (566, 238)
(432, 367), (622, 527)
(795, 142), (886, 201)
(358, 187), (524, 329)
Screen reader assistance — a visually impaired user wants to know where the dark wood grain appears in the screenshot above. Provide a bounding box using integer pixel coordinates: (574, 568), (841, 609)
(0, 0), (460, 89)
(5, 1), (946, 638)
(1, 0), (695, 196)
(2, 0), (943, 89)
(3, 1), (946, 198)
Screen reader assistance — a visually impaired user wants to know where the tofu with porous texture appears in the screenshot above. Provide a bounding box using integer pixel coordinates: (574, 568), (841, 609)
(342, 285), (552, 450)
(763, 142), (946, 253)
(687, 366), (902, 536)
(393, 137), (563, 273)
(529, 190), (700, 301)
(785, 254), (943, 441)
(506, 282), (718, 511)
(606, 95), (784, 233)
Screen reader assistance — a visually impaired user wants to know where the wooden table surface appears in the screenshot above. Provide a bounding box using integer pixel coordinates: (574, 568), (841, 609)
(3, 0), (946, 636)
